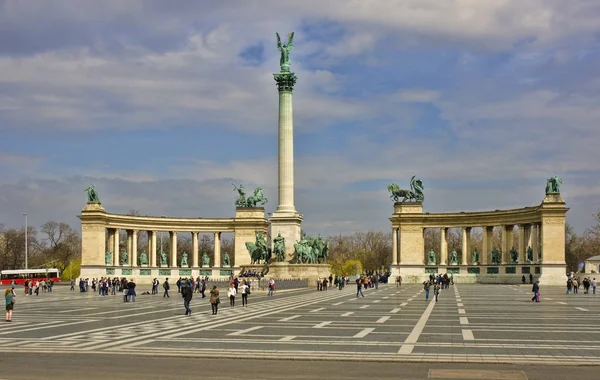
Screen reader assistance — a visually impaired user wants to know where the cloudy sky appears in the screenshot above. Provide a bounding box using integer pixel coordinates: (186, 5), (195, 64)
(1, 0), (599, 236)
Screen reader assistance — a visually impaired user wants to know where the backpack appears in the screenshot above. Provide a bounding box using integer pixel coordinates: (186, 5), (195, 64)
(163, 282), (168, 289)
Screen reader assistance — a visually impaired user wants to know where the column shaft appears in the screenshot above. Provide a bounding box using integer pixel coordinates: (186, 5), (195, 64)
(392, 228), (398, 265)
(518, 225), (526, 264)
(192, 232), (199, 267)
(276, 90), (296, 213)
(132, 230), (138, 267)
(126, 230), (133, 266)
(113, 229), (120, 266)
(170, 232), (178, 267)
(461, 227), (470, 265)
(150, 231), (157, 267)
(531, 224), (539, 263)
(107, 230), (115, 266)
(214, 232), (221, 267)
(440, 228), (448, 265)
(501, 225), (512, 264)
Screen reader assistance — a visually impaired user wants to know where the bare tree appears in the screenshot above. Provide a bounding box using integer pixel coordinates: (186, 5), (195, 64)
(40, 221), (80, 271)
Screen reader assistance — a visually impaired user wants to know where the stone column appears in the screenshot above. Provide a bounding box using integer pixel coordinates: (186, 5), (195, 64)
(531, 224), (539, 263)
(107, 229), (115, 266)
(481, 226), (492, 265)
(131, 230), (138, 267)
(149, 231), (157, 267)
(274, 71), (297, 214)
(518, 225), (527, 264)
(501, 225), (512, 264)
(392, 228), (398, 265)
(113, 229), (120, 266)
(214, 232), (221, 267)
(126, 230), (133, 266)
(192, 232), (199, 267)
(461, 227), (470, 266)
(440, 227), (448, 265)
(170, 231), (178, 267)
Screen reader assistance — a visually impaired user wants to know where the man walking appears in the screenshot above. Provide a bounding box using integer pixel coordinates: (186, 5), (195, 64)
(424, 281), (431, 301)
(593, 278), (597, 295)
(356, 277), (364, 297)
(531, 280), (540, 302)
(163, 278), (171, 298)
(182, 281), (193, 316)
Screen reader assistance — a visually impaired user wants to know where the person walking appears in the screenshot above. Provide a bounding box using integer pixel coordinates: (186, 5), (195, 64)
(70, 279), (75, 291)
(5, 287), (15, 322)
(239, 280), (250, 307)
(182, 281), (193, 316)
(356, 278), (364, 297)
(268, 278), (275, 296)
(227, 283), (237, 307)
(593, 278), (598, 295)
(532, 280), (540, 302)
(210, 285), (220, 315)
(424, 281), (431, 301)
(434, 283), (440, 302)
(163, 278), (171, 298)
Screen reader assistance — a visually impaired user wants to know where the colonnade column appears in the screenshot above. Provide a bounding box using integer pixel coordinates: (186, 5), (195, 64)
(192, 232), (199, 267)
(131, 230), (138, 267)
(214, 232), (221, 267)
(149, 231), (157, 267)
(113, 229), (120, 266)
(531, 224), (539, 263)
(461, 227), (470, 265)
(440, 227), (448, 265)
(501, 225), (512, 264)
(107, 230), (115, 265)
(518, 225), (527, 264)
(170, 231), (178, 267)
(481, 226), (492, 265)
(392, 228), (398, 266)
(126, 230), (133, 266)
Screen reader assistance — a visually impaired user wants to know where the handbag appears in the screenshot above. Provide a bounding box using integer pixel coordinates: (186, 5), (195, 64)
(246, 287), (251, 295)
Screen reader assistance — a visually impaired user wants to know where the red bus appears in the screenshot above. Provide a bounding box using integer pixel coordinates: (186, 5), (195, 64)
(0, 269), (61, 285)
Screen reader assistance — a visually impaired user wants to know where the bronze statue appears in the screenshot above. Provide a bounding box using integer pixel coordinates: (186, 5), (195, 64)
(276, 32), (294, 72)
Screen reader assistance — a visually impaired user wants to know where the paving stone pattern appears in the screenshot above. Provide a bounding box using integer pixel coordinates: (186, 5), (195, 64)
(2, 283), (599, 364)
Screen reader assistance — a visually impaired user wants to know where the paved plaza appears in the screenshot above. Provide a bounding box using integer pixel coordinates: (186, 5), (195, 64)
(3, 282), (600, 377)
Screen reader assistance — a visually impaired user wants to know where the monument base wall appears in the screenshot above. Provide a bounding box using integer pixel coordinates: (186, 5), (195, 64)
(241, 262), (331, 287)
(80, 266), (237, 285)
(391, 264), (566, 285)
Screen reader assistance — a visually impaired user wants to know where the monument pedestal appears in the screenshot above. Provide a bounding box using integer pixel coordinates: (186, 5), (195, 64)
(269, 212), (303, 258)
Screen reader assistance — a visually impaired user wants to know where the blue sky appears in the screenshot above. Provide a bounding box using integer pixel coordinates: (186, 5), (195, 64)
(1, 0), (599, 235)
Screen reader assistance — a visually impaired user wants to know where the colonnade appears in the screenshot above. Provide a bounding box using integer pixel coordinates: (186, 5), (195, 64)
(105, 229), (225, 268)
(391, 223), (542, 266)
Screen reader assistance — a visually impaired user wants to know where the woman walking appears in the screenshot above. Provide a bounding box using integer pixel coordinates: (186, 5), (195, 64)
(228, 283), (237, 307)
(5, 287), (15, 322)
(209, 285), (220, 315)
(239, 280), (250, 307)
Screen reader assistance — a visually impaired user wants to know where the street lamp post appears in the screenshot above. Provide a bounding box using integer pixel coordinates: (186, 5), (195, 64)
(22, 213), (28, 270)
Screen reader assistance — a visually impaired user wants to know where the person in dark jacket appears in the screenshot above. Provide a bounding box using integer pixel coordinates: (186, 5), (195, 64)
(531, 281), (540, 302)
(182, 282), (193, 316)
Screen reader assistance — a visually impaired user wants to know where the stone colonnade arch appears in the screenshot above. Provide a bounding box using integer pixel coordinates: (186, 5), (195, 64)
(390, 193), (568, 285)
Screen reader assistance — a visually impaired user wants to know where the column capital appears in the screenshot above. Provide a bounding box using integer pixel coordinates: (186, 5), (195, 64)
(274, 72), (297, 92)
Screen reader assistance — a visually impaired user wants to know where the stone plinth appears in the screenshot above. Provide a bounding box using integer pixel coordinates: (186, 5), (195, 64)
(79, 203), (107, 266)
(233, 207), (269, 267)
(269, 212), (303, 258)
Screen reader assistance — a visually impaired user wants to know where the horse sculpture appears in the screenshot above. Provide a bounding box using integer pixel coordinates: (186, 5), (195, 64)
(233, 184), (268, 207)
(246, 187), (268, 207)
(387, 176), (424, 203)
(246, 231), (269, 264)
